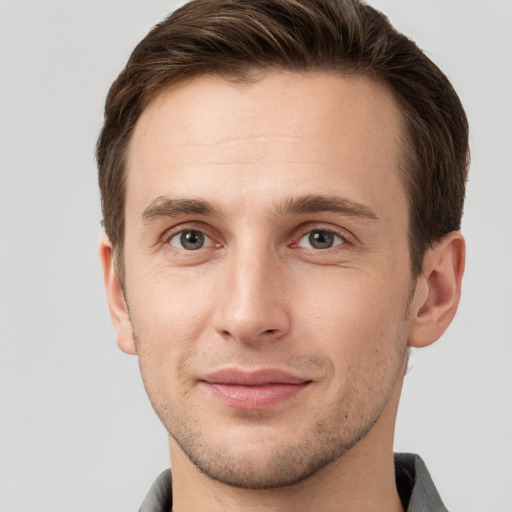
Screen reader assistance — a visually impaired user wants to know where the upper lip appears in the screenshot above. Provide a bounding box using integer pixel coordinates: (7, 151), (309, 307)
(202, 368), (311, 386)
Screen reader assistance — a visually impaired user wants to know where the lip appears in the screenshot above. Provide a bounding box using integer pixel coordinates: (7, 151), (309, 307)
(200, 369), (312, 410)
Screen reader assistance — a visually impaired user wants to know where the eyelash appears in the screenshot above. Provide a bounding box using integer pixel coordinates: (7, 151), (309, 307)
(161, 224), (219, 251)
(291, 224), (354, 251)
(160, 224), (354, 252)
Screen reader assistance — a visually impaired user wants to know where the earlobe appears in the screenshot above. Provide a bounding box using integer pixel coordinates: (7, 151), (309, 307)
(408, 232), (465, 348)
(99, 234), (137, 355)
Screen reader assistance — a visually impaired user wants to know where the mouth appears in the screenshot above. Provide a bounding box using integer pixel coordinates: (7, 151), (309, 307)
(200, 369), (312, 410)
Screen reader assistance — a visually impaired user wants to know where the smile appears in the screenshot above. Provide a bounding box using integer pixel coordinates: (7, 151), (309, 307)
(201, 369), (312, 410)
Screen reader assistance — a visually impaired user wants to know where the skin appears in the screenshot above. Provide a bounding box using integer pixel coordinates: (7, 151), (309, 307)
(101, 72), (465, 512)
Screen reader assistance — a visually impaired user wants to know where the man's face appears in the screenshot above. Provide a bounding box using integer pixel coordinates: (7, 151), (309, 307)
(119, 72), (416, 487)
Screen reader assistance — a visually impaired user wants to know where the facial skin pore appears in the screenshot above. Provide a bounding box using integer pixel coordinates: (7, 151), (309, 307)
(101, 72), (465, 512)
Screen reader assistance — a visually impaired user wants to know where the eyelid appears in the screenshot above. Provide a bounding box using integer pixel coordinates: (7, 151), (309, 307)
(169, 230), (213, 250)
(160, 222), (221, 248)
(291, 223), (356, 248)
(297, 231), (344, 249)
(158, 221), (355, 253)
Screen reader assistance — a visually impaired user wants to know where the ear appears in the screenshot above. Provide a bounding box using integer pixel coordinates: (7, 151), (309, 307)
(99, 234), (137, 355)
(408, 231), (465, 348)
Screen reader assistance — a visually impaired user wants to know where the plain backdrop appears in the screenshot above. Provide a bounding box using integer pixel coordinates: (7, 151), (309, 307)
(1, 1), (511, 511)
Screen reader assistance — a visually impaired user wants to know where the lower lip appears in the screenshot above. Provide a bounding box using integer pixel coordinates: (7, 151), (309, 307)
(203, 382), (310, 410)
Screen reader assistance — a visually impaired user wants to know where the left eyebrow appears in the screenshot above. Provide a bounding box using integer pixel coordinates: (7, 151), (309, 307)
(141, 196), (221, 224)
(275, 195), (378, 221)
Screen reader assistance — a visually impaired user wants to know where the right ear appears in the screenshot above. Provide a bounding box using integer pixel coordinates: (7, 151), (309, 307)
(99, 234), (137, 355)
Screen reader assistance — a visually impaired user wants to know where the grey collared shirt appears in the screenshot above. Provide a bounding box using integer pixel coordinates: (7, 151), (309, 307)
(139, 453), (448, 512)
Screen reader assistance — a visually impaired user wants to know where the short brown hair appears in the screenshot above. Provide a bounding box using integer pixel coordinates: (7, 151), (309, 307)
(97, 0), (469, 278)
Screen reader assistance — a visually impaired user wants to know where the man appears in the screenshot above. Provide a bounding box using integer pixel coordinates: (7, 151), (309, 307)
(97, 0), (468, 510)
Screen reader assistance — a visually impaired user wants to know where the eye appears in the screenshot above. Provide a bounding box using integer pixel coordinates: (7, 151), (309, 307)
(168, 230), (211, 250)
(298, 230), (344, 249)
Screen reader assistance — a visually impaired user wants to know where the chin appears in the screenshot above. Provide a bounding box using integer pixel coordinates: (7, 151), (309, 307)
(169, 415), (372, 489)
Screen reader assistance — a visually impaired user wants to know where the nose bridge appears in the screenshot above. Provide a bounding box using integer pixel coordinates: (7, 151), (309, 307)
(214, 241), (290, 342)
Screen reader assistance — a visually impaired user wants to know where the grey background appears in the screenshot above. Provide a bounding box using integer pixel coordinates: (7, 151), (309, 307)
(1, 0), (511, 511)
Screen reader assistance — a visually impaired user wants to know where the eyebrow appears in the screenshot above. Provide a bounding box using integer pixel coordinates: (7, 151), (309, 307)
(276, 195), (378, 221)
(141, 197), (221, 224)
(141, 194), (378, 224)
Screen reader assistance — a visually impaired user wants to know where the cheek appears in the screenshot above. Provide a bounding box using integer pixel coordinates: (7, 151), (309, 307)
(292, 269), (410, 367)
(296, 270), (402, 327)
(128, 260), (211, 325)
(128, 275), (207, 414)
(301, 280), (409, 422)
(125, 264), (215, 374)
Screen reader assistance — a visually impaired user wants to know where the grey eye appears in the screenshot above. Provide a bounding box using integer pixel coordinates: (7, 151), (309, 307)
(170, 230), (206, 250)
(309, 231), (334, 249)
(298, 230), (343, 249)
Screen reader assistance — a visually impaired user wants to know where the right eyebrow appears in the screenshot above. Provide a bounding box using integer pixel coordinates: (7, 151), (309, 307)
(141, 196), (221, 224)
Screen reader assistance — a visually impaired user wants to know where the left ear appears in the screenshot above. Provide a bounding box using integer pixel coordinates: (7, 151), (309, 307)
(408, 231), (465, 348)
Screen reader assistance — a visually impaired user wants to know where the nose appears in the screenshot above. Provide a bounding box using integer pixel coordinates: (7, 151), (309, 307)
(212, 247), (291, 344)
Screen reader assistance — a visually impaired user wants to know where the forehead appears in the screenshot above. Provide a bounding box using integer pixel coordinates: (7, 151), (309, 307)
(125, 71), (407, 222)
